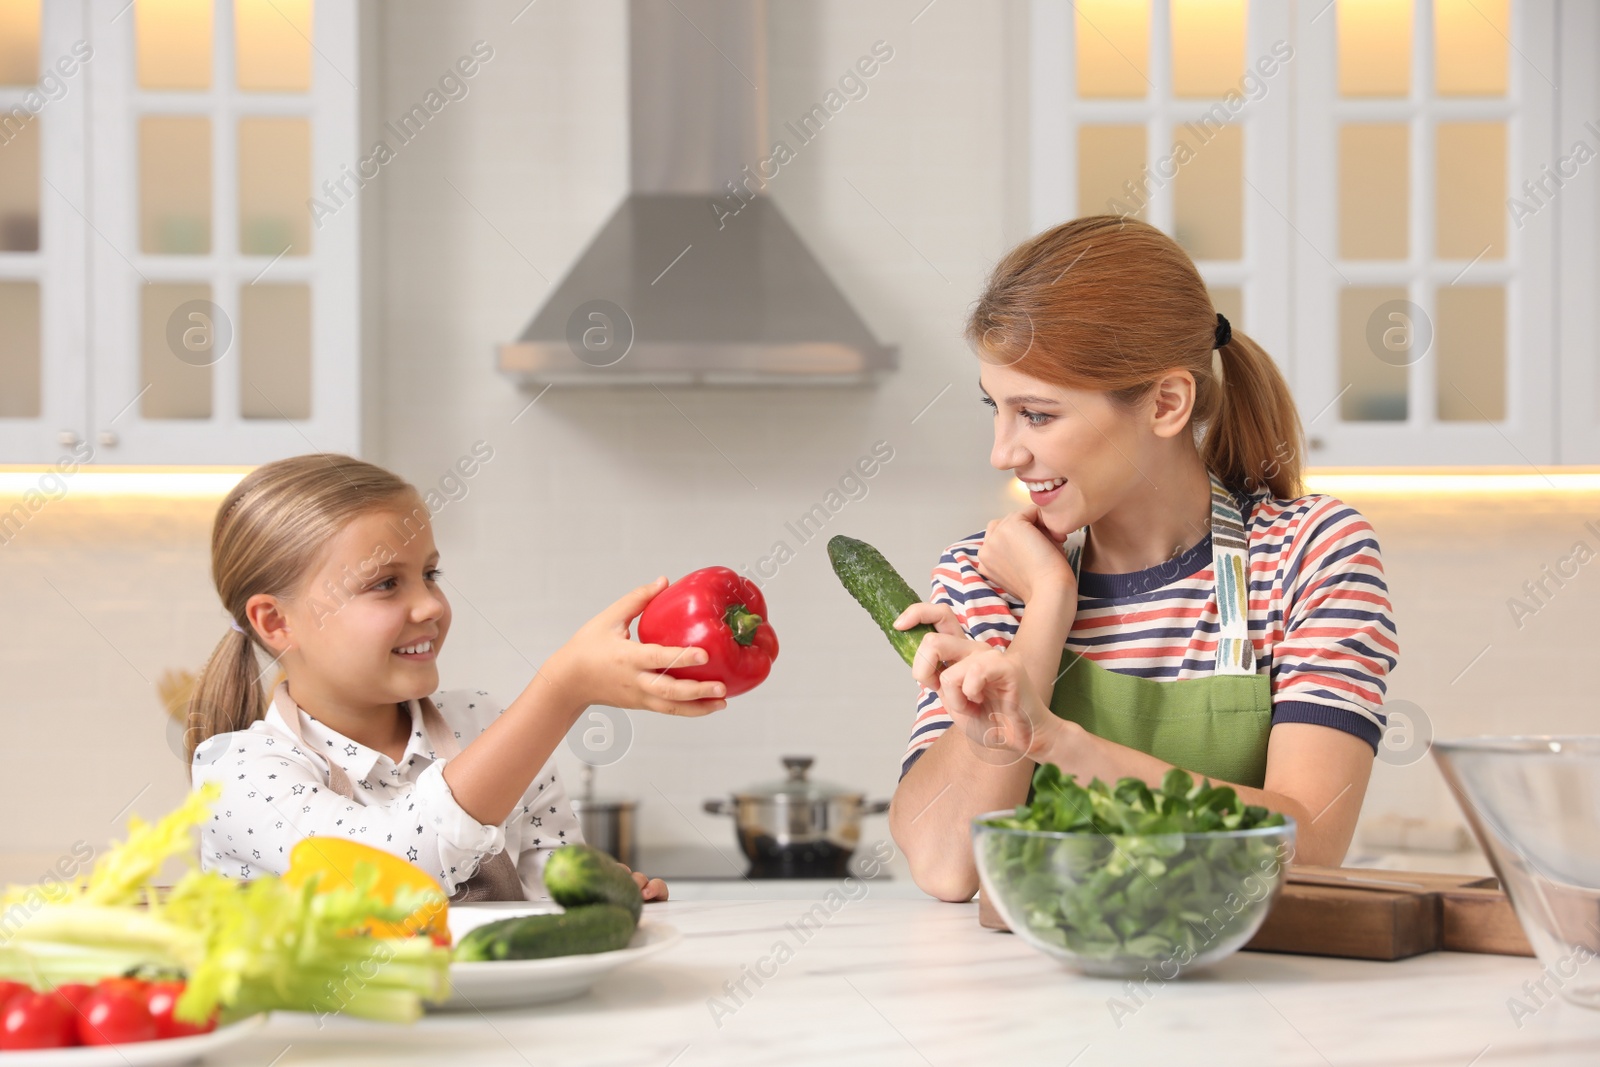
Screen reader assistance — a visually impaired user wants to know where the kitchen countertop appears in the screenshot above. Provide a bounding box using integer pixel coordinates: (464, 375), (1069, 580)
(227, 895), (1600, 1066)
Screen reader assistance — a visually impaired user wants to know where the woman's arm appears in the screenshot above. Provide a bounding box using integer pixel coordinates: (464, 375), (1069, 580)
(889, 583), (1077, 901)
(890, 726), (1033, 901)
(890, 513), (1080, 901)
(937, 650), (1374, 876)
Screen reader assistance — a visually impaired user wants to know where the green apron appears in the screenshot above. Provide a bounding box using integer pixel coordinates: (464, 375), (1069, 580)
(1045, 474), (1272, 789)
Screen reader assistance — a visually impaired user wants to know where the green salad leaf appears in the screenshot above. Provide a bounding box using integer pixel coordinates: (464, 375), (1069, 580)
(978, 765), (1290, 968)
(985, 764), (1287, 836)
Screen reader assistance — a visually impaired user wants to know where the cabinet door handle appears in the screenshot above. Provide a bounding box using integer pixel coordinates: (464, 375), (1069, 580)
(57, 430), (81, 448)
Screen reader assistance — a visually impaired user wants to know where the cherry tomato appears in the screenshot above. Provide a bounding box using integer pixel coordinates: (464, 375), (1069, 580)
(143, 981), (216, 1040)
(0, 991), (77, 1050)
(94, 977), (149, 998)
(0, 981), (29, 1010)
(50, 983), (93, 1012)
(77, 984), (157, 1046)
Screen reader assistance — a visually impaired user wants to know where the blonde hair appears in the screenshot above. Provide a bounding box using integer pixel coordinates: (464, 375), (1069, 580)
(968, 215), (1304, 499)
(185, 454), (428, 762)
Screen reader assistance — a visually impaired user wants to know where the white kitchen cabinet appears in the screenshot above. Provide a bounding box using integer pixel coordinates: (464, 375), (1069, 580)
(1030, 0), (1585, 467)
(1556, 0), (1600, 465)
(0, 2), (90, 463)
(0, 0), (360, 466)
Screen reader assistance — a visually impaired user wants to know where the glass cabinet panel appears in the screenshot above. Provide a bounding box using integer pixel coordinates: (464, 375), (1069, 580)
(139, 115), (211, 254)
(1170, 0), (1246, 99)
(1338, 0), (1412, 97)
(136, 0), (212, 91)
(1340, 286), (1411, 422)
(1435, 121), (1506, 260)
(236, 0), (312, 92)
(240, 283), (311, 419)
(0, 280), (39, 418)
(1339, 124), (1409, 260)
(140, 282), (215, 419)
(0, 110), (39, 251)
(1076, 0), (1150, 99)
(0, 0), (39, 86)
(1078, 124), (1146, 218)
(1173, 123), (1242, 260)
(1437, 285), (1506, 421)
(238, 117), (311, 255)
(1436, 0), (1509, 96)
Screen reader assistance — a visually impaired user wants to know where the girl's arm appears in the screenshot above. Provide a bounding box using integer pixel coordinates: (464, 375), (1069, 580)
(442, 577), (726, 828)
(194, 740), (519, 895)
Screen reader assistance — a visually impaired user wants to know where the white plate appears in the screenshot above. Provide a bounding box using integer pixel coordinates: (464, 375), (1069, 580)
(0, 1014), (266, 1067)
(438, 906), (682, 1011)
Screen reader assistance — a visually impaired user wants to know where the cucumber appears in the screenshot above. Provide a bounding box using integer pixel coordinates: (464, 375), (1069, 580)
(452, 904), (636, 962)
(542, 844), (643, 924)
(827, 535), (935, 667)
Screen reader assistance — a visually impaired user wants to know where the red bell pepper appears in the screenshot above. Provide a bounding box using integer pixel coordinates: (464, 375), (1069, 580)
(637, 567), (778, 697)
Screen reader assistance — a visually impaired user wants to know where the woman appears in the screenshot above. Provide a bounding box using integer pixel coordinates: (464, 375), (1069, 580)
(889, 216), (1397, 902)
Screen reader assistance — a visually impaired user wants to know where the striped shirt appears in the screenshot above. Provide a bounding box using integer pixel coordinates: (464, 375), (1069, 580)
(901, 491), (1398, 778)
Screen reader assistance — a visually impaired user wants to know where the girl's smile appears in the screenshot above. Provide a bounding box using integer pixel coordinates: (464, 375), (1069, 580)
(392, 635), (439, 662)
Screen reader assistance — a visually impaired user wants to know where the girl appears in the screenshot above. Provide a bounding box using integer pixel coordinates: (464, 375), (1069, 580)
(187, 454), (729, 902)
(890, 216), (1398, 901)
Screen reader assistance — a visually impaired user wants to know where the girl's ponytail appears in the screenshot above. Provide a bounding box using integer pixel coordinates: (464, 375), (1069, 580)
(184, 624), (271, 764)
(1203, 331), (1305, 500)
(184, 454), (419, 765)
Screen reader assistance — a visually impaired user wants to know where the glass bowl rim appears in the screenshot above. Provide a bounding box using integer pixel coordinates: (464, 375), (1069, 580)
(970, 810), (1298, 842)
(1434, 735), (1600, 756)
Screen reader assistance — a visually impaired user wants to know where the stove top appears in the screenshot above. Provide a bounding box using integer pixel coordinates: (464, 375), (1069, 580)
(634, 844), (895, 881)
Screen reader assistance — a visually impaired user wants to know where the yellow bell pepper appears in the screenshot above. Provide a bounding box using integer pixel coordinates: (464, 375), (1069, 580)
(283, 839), (450, 944)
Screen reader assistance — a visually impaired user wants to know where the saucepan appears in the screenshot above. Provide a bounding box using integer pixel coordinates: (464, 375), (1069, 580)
(704, 756), (890, 878)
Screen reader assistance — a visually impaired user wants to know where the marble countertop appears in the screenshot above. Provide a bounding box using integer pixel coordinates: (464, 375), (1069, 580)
(228, 895), (1600, 1066)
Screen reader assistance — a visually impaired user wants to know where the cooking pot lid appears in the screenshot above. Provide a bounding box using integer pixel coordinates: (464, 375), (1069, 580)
(737, 756), (858, 802)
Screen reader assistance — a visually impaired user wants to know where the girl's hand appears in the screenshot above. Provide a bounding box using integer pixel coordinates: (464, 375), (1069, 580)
(893, 601), (993, 693)
(975, 505), (1076, 605)
(621, 865), (668, 902)
(936, 648), (1063, 767)
(547, 577), (729, 717)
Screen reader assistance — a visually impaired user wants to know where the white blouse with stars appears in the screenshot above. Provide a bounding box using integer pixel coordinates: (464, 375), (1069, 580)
(191, 686), (583, 900)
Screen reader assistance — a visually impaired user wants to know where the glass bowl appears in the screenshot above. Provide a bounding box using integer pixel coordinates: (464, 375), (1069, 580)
(972, 813), (1296, 978)
(1434, 736), (1600, 1010)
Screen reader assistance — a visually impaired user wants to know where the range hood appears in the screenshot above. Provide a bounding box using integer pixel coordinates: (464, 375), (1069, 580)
(497, 0), (896, 386)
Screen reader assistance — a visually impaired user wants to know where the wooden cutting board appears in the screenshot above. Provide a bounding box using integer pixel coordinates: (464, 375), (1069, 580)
(976, 865), (1534, 961)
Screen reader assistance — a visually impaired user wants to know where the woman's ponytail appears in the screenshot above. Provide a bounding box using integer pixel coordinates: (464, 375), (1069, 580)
(1203, 331), (1305, 500)
(184, 624), (270, 766)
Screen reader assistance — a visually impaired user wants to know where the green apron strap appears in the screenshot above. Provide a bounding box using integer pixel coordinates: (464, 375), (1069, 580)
(1047, 473), (1272, 789)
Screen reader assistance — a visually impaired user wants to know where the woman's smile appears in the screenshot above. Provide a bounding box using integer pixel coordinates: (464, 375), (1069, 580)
(1021, 475), (1067, 506)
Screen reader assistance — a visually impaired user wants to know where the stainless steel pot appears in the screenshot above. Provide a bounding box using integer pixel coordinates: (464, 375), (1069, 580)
(704, 756), (890, 878)
(572, 764), (637, 869)
(570, 796), (637, 870)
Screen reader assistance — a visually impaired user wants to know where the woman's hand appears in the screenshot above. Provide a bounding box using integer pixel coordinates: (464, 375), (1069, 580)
(936, 648), (1065, 768)
(893, 601), (992, 693)
(975, 505), (1076, 605)
(546, 577), (729, 717)
(621, 864), (668, 902)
